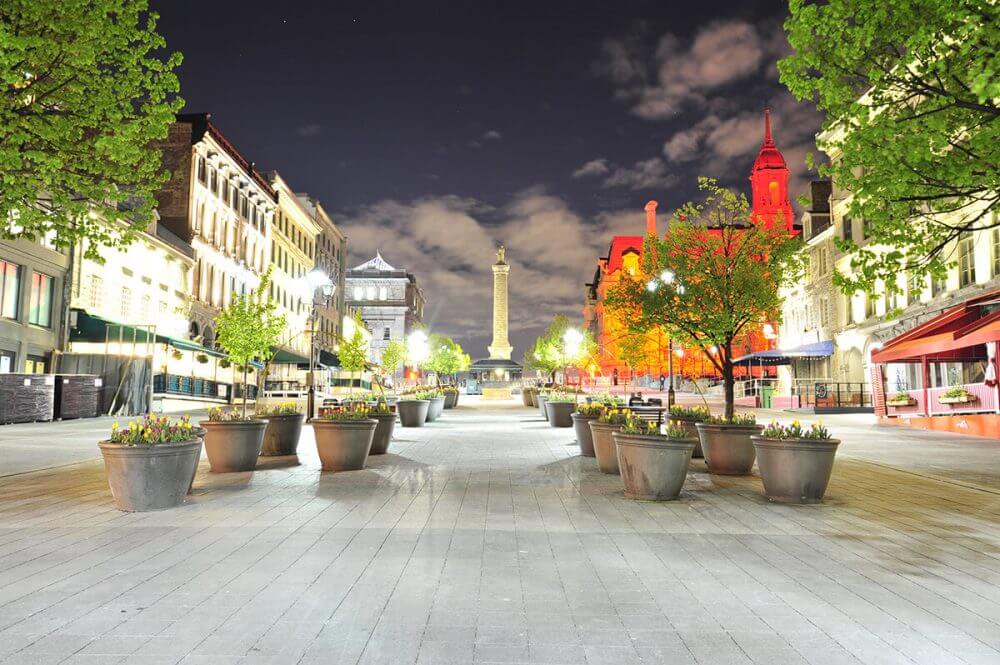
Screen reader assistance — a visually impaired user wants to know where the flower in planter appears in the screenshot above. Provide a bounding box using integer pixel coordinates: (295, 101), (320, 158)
(574, 403), (605, 417)
(939, 386), (974, 402)
(760, 420), (832, 440)
(207, 406), (258, 422)
(315, 406), (374, 421)
(195, 353), (209, 364)
(109, 414), (195, 446)
(668, 405), (711, 421)
(705, 413), (757, 426)
(257, 402), (301, 417)
(171, 349), (183, 360)
(546, 392), (577, 404)
(598, 408), (629, 425)
(887, 393), (914, 405)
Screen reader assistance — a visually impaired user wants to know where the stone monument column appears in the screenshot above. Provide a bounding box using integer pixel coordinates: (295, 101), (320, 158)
(488, 246), (513, 361)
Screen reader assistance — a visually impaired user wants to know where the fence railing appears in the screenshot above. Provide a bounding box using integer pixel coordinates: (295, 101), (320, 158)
(792, 380), (871, 409)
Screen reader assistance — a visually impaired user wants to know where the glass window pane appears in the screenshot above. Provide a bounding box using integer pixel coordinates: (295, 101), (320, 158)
(1, 260), (20, 319)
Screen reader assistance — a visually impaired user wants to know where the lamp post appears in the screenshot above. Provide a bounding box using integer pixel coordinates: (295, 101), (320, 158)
(406, 330), (429, 385)
(563, 327), (583, 387)
(303, 269), (334, 420)
(647, 270), (681, 407)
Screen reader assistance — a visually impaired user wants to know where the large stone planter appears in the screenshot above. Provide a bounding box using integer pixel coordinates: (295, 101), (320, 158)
(588, 420), (622, 474)
(613, 433), (695, 500)
(752, 437), (841, 503)
(521, 390), (533, 407)
(537, 394), (549, 420)
(527, 391), (537, 408)
(369, 413), (397, 455)
(695, 422), (763, 475)
(426, 396), (446, 422)
(98, 439), (202, 512)
(444, 392), (459, 409)
(673, 418), (705, 458)
(571, 412), (597, 457)
(313, 419), (377, 471)
(260, 413), (305, 456)
(199, 420), (267, 473)
(545, 401), (575, 427)
(397, 400), (430, 427)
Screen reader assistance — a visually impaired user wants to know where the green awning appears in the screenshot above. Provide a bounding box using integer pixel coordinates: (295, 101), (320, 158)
(70, 310), (224, 357)
(270, 346), (310, 365)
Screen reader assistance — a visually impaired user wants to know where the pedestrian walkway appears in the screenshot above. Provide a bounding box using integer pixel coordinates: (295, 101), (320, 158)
(0, 400), (999, 664)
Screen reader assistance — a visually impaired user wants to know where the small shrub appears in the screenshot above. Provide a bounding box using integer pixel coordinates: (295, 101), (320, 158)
(207, 407), (258, 422)
(195, 353), (209, 364)
(941, 386), (971, 400)
(669, 405), (711, 421)
(706, 413), (757, 426)
(315, 408), (374, 421)
(760, 420), (832, 440)
(545, 392), (577, 404)
(574, 403), (605, 417)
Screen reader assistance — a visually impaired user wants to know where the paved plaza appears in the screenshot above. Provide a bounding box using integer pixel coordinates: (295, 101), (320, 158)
(1, 400), (1000, 665)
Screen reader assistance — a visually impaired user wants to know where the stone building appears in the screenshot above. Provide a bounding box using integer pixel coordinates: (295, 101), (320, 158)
(0, 237), (68, 374)
(298, 195), (347, 361)
(153, 113), (277, 348)
(345, 253), (424, 365)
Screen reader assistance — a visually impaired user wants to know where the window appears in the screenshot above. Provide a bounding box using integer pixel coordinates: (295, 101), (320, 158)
(28, 272), (53, 327)
(379, 286), (388, 300)
(842, 217), (853, 243)
(383, 327), (391, 340)
(819, 297), (829, 326)
(353, 286), (363, 300)
(957, 232), (976, 287)
(931, 276), (946, 297)
(196, 156), (206, 184)
(25, 354), (47, 374)
(907, 272), (923, 305)
(140, 294), (151, 321)
(861, 218), (872, 240)
(366, 285), (376, 300)
(120, 287), (132, 321)
(0, 349), (13, 373)
(864, 293), (878, 320)
(209, 167), (218, 194)
(89, 274), (103, 310)
(1, 259), (20, 320)
(221, 179), (229, 202)
(992, 229), (1000, 278)
(230, 187), (238, 210)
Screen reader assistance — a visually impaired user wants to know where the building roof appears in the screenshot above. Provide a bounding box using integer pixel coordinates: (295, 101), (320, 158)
(469, 357), (523, 371)
(604, 236), (644, 274)
(751, 109), (788, 172)
(176, 113), (276, 200)
(352, 251), (397, 272)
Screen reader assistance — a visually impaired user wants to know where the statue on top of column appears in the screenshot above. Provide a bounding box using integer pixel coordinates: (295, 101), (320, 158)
(496, 245), (506, 264)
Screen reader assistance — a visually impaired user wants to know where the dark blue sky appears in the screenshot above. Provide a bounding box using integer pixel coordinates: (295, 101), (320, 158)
(153, 0), (822, 357)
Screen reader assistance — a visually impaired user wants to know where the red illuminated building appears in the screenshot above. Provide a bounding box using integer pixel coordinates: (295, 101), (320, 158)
(584, 109), (793, 386)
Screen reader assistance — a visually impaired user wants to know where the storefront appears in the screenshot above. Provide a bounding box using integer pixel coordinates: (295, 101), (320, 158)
(872, 290), (1000, 438)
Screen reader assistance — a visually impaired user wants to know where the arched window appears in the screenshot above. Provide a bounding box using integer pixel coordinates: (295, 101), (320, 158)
(769, 180), (780, 206)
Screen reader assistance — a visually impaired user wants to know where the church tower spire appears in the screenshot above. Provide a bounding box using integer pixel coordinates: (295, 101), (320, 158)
(750, 108), (793, 231)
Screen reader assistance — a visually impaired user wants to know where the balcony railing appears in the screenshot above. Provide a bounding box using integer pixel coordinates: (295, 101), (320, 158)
(153, 373), (251, 401)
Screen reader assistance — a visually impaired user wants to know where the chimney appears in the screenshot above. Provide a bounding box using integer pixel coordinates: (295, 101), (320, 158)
(644, 200), (657, 236)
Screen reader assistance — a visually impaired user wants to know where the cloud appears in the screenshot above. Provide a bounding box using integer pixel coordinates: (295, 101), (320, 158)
(295, 123), (322, 137)
(338, 191), (658, 357)
(572, 158), (610, 178)
(483, 130), (502, 141)
(602, 157), (675, 191)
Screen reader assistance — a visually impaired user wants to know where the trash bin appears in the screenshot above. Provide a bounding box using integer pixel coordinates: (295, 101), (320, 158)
(760, 384), (774, 409)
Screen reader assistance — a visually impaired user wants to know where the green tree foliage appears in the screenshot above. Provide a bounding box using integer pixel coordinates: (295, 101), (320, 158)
(424, 334), (470, 383)
(380, 340), (407, 379)
(338, 311), (370, 382)
(525, 315), (594, 383)
(214, 269), (286, 417)
(779, 0), (1000, 295)
(0, 0), (184, 257)
(606, 179), (804, 418)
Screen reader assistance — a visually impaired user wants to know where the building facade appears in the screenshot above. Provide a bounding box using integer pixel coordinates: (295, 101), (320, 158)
(299, 195), (347, 359)
(154, 113), (276, 348)
(345, 253), (425, 365)
(0, 237), (68, 374)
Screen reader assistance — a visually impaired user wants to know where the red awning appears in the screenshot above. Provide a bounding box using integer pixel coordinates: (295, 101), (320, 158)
(872, 290), (1000, 364)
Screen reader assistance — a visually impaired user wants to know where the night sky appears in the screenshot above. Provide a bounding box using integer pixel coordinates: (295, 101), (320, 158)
(152, 0), (822, 360)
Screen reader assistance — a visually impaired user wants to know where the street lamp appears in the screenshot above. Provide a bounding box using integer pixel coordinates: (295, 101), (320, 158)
(563, 327), (583, 386)
(407, 330), (429, 381)
(302, 269), (333, 420)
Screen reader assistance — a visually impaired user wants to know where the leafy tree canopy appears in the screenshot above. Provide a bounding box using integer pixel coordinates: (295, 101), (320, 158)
(525, 315), (595, 380)
(0, 0), (183, 258)
(338, 311), (369, 375)
(606, 178), (804, 418)
(779, 0), (1000, 295)
(424, 334), (471, 380)
(379, 340), (407, 377)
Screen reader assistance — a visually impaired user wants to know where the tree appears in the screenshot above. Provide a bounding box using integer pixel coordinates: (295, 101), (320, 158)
(424, 334), (470, 385)
(616, 328), (653, 393)
(0, 0), (184, 257)
(606, 179), (804, 419)
(214, 270), (286, 418)
(525, 315), (593, 384)
(779, 0), (1000, 296)
(338, 311), (369, 391)
(378, 339), (407, 390)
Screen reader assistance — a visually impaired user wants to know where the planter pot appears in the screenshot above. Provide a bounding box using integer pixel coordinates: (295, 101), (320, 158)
(369, 413), (397, 455)
(695, 422), (763, 475)
(199, 420), (267, 473)
(588, 420), (622, 474)
(613, 433), (696, 500)
(752, 437), (841, 503)
(260, 413), (305, 456)
(521, 390), (533, 407)
(939, 395), (975, 404)
(673, 418), (705, 458)
(444, 392), (459, 409)
(98, 439), (203, 512)
(426, 396), (446, 422)
(397, 400), (430, 427)
(887, 398), (916, 407)
(571, 413), (598, 457)
(537, 394), (549, 420)
(527, 391), (537, 408)
(545, 401), (575, 427)
(313, 419), (378, 471)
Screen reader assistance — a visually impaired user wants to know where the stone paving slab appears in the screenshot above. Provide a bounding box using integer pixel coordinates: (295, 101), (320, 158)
(0, 401), (999, 664)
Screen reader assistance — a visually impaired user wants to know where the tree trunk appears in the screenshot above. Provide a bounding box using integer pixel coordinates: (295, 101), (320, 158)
(723, 341), (734, 420)
(242, 363), (249, 418)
